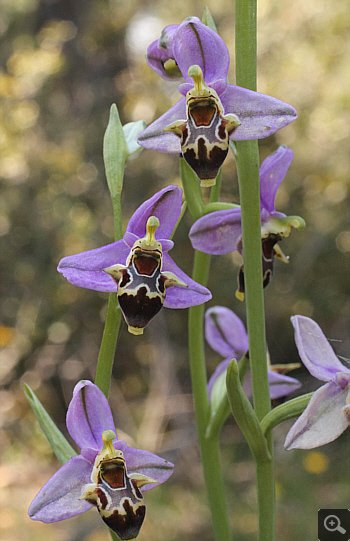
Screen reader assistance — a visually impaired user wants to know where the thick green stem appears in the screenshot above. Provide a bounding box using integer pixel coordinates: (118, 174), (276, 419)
(235, 1), (275, 539)
(94, 193), (123, 399)
(189, 251), (231, 541)
(94, 294), (122, 398)
(235, 141), (270, 420)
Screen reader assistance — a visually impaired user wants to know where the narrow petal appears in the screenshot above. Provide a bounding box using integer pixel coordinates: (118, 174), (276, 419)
(266, 370), (302, 400)
(189, 208), (242, 255)
(126, 185), (183, 240)
(66, 381), (117, 451)
(162, 253), (212, 308)
(137, 98), (185, 154)
(173, 17), (229, 85)
(205, 306), (248, 358)
(29, 455), (93, 523)
(260, 146), (294, 214)
(291, 316), (349, 381)
(123, 444), (174, 492)
(57, 240), (129, 292)
(220, 85), (297, 140)
(207, 358), (231, 400)
(146, 25), (180, 81)
(284, 381), (349, 449)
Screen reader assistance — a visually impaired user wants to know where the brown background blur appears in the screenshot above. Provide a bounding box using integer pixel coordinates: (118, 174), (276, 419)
(0, 0), (349, 539)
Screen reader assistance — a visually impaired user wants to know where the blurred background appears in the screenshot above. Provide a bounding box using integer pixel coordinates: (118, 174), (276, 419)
(0, 0), (349, 539)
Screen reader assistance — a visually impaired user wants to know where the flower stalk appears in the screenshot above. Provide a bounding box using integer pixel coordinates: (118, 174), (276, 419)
(188, 251), (231, 541)
(235, 1), (276, 539)
(261, 393), (313, 436)
(180, 157), (231, 541)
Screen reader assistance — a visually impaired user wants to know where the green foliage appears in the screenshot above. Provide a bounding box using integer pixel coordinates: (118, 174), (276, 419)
(23, 384), (76, 465)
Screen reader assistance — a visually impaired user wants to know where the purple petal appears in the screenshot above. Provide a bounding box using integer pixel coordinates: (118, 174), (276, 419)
(207, 358), (231, 400)
(123, 445), (174, 492)
(127, 185), (183, 240)
(260, 146), (294, 214)
(146, 25), (180, 81)
(205, 306), (248, 358)
(291, 316), (350, 382)
(220, 85), (297, 140)
(189, 208), (242, 255)
(266, 370), (302, 400)
(284, 381), (349, 449)
(137, 98), (185, 154)
(29, 455), (93, 523)
(57, 240), (129, 292)
(242, 370), (301, 400)
(173, 17), (229, 85)
(66, 380), (117, 451)
(162, 252), (212, 308)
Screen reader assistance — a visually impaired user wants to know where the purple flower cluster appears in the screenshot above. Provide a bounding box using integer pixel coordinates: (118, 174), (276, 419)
(28, 12), (347, 541)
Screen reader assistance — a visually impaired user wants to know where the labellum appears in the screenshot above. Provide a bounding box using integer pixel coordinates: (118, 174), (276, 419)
(164, 65), (241, 187)
(104, 216), (187, 334)
(235, 233), (287, 301)
(81, 431), (157, 540)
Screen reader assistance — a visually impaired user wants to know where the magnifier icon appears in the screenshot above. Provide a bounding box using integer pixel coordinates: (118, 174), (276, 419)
(324, 515), (346, 534)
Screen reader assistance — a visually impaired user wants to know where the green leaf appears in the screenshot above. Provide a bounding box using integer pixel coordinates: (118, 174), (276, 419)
(103, 104), (128, 198)
(226, 360), (271, 462)
(206, 369), (231, 439)
(202, 7), (218, 32)
(24, 384), (77, 465)
(206, 355), (250, 439)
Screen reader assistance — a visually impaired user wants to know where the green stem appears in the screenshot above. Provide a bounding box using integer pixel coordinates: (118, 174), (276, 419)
(261, 393), (313, 436)
(189, 251), (231, 541)
(94, 294), (122, 398)
(235, 142), (270, 420)
(94, 193), (124, 400)
(235, 0), (275, 539)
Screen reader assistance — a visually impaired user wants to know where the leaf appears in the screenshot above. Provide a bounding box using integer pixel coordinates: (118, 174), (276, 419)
(24, 384), (77, 465)
(103, 104), (128, 198)
(226, 360), (271, 461)
(202, 7), (218, 33)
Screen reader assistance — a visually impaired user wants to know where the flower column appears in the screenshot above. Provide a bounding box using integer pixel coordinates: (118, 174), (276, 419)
(235, 1), (275, 540)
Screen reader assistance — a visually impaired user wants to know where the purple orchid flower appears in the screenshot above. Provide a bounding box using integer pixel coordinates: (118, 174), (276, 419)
(139, 17), (297, 186)
(284, 316), (350, 450)
(58, 185), (211, 335)
(29, 380), (174, 540)
(206, 306), (301, 400)
(190, 146), (305, 299)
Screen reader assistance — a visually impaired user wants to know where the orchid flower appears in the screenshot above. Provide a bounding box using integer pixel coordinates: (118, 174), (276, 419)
(29, 380), (174, 540)
(58, 185), (211, 334)
(189, 146), (305, 299)
(205, 306), (301, 400)
(138, 17), (297, 186)
(284, 316), (350, 450)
